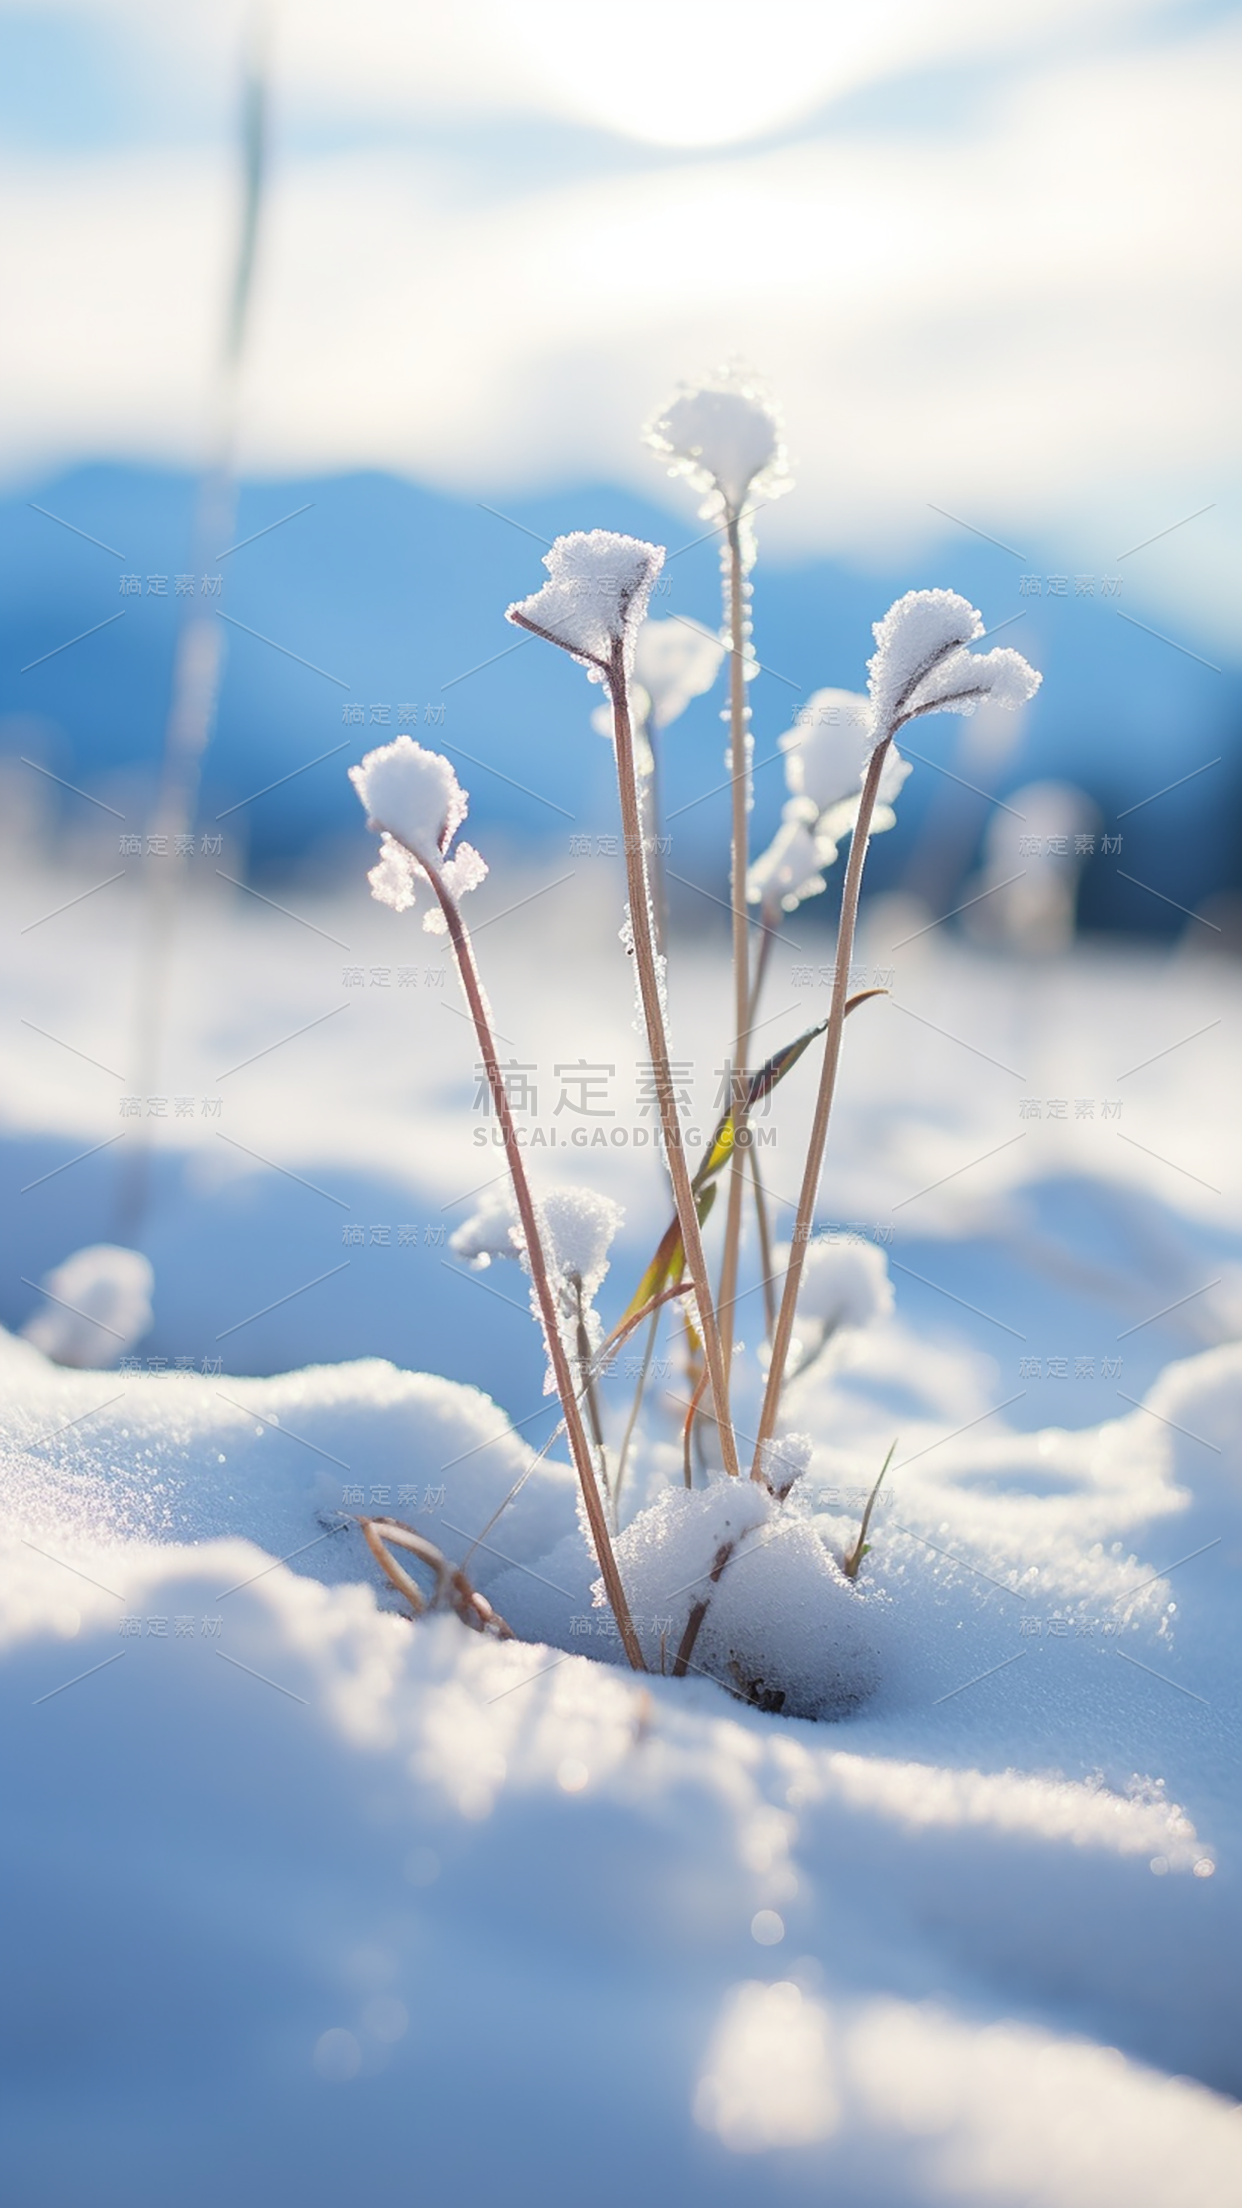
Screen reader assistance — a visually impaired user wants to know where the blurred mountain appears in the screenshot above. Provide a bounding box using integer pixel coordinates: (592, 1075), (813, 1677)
(3, 462), (1238, 933)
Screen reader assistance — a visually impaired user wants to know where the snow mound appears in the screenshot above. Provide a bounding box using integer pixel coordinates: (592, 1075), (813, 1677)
(21, 1243), (154, 1369)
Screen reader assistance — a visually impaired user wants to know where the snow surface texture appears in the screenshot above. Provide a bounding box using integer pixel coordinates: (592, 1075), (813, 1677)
(4, 849), (1241, 2198)
(506, 528), (665, 682)
(3, 1326), (1242, 2203)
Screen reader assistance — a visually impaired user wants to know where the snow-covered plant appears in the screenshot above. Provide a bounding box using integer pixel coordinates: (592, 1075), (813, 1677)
(746, 806), (832, 921)
(350, 511), (1042, 1723)
(350, 733), (644, 1669)
(594, 615), (725, 769)
(645, 370), (794, 1391)
(751, 593), (1040, 1469)
(522, 1187), (624, 1397)
(349, 736), (487, 932)
(508, 531), (744, 1486)
(590, 614), (726, 945)
(644, 363), (792, 560)
(21, 1244), (154, 1369)
(779, 687), (911, 850)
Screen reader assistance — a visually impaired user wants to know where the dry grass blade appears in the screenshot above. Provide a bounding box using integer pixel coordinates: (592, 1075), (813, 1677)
(360, 1516), (514, 1637)
(841, 1441), (897, 1580)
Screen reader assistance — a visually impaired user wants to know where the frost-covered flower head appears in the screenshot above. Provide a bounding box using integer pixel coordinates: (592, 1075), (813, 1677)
(747, 805), (832, 916)
(779, 688), (911, 849)
(644, 364), (792, 524)
(788, 1235), (894, 1335)
(589, 614), (725, 773)
(349, 736), (487, 933)
(506, 530), (664, 688)
(511, 1186), (624, 1394)
(867, 592), (1041, 748)
(634, 616), (725, 730)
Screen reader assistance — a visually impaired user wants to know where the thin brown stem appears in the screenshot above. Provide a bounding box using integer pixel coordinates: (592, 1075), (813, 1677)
(750, 739), (891, 1471)
(609, 638), (742, 1481)
(421, 847), (645, 1668)
(717, 512), (751, 1387)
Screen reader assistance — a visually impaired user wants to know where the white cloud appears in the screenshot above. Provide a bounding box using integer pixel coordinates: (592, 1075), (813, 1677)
(1, 8), (1237, 639)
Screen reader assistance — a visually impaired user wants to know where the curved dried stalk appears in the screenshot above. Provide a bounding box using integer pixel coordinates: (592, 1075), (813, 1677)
(609, 637), (742, 1481)
(360, 1515), (514, 1638)
(420, 849), (644, 1671)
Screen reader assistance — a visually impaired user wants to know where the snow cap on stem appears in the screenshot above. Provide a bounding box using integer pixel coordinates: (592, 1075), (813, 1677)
(791, 1234), (894, 1333)
(644, 363), (791, 522)
(747, 805), (832, 915)
(634, 615), (726, 728)
(449, 1188), (518, 1269)
(780, 687), (911, 849)
(349, 736), (487, 933)
(589, 615), (725, 771)
(513, 1185), (624, 1394)
(867, 591), (1041, 745)
(506, 530), (664, 686)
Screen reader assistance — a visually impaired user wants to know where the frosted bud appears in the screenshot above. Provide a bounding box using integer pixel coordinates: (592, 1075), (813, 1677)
(633, 617), (725, 729)
(747, 808), (832, 914)
(868, 591), (1040, 744)
(644, 365), (792, 519)
(349, 737), (486, 930)
(506, 530), (664, 685)
(792, 1236), (893, 1333)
